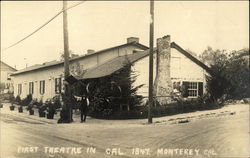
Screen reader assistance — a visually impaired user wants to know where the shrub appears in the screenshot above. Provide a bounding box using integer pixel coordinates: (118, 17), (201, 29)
(20, 94), (33, 106)
(9, 94), (15, 103)
(52, 95), (62, 109)
(15, 95), (21, 104)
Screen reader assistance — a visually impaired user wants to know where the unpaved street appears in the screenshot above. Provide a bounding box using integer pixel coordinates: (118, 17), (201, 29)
(0, 103), (249, 158)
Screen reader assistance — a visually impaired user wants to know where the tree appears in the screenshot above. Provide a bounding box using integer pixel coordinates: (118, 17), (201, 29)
(199, 46), (227, 66)
(71, 60), (144, 116)
(225, 49), (249, 99)
(203, 47), (249, 103)
(60, 50), (79, 61)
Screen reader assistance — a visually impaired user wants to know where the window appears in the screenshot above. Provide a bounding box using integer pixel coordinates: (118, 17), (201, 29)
(181, 82), (203, 98)
(188, 82), (198, 97)
(40, 80), (45, 94)
(29, 82), (34, 94)
(18, 84), (22, 95)
(55, 78), (62, 94)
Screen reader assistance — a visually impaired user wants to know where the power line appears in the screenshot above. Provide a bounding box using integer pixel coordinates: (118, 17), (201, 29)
(2, 1), (86, 52)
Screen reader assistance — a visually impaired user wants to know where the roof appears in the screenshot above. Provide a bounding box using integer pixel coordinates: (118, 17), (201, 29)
(11, 42), (148, 76)
(69, 42), (212, 81)
(66, 50), (153, 83)
(76, 49), (156, 79)
(0, 61), (17, 71)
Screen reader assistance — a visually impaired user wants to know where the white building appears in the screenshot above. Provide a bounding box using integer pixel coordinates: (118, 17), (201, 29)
(11, 37), (148, 101)
(11, 36), (211, 102)
(68, 36), (211, 101)
(0, 61), (16, 94)
(132, 40), (211, 99)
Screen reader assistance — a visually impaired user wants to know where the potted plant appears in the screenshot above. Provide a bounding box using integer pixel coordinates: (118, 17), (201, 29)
(10, 103), (15, 111)
(38, 104), (47, 117)
(15, 95), (21, 105)
(0, 103), (3, 108)
(46, 100), (56, 119)
(27, 103), (34, 115)
(18, 105), (23, 113)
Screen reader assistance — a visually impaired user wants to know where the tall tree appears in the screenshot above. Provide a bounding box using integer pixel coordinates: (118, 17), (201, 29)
(204, 47), (249, 103)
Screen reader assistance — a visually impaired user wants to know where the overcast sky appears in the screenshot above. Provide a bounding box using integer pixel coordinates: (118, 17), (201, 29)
(1, 1), (249, 70)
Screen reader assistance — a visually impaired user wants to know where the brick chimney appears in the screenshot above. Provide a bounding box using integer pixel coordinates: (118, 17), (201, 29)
(153, 35), (173, 105)
(87, 49), (95, 54)
(127, 37), (139, 43)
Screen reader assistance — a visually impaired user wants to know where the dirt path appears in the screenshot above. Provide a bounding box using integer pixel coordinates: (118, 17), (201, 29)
(0, 103), (249, 158)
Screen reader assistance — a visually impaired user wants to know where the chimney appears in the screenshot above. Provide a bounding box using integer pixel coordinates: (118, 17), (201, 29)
(154, 35), (172, 105)
(87, 49), (95, 54)
(127, 37), (139, 44)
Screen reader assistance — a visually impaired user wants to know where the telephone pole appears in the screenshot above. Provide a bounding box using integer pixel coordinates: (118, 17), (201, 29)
(148, 0), (154, 124)
(60, 0), (72, 123)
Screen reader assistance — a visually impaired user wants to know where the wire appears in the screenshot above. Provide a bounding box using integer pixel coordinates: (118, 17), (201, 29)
(2, 1), (86, 52)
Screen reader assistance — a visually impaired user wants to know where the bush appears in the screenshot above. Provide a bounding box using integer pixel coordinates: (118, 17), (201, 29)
(52, 96), (62, 109)
(9, 94), (15, 103)
(89, 95), (224, 120)
(45, 100), (57, 119)
(205, 48), (249, 103)
(20, 94), (33, 106)
(15, 95), (21, 104)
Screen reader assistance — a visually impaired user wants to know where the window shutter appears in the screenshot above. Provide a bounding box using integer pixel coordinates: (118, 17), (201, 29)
(59, 78), (62, 93)
(198, 82), (203, 97)
(181, 82), (189, 97)
(55, 79), (57, 93)
(43, 81), (45, 94)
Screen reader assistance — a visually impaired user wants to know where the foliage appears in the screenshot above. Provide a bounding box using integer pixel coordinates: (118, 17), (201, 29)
(15, 95), (21, 104)
(225, 51), (250, 99)
(45, 100), (56, 115)
(90, 97), (222, 120)
(20, 94), (33, 106)
(37, 99), (43, 107)
(60, 50), (79, 61)
(82, 61), (144, 116)
(9, 94), (15, 103)
(52, 95), (62, 109)
(199, 46), (228, 66)
(201, 47), (249, 102)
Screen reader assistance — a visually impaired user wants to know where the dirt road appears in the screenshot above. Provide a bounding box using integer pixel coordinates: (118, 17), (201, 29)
(0, 103), (249, 158)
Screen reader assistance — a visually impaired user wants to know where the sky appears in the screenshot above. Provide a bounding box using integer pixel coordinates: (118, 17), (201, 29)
(1, 1), (249, 70)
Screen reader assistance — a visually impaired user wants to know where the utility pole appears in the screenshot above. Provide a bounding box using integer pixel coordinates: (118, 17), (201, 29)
(61, 0), (72, 123)
(148, 0), (154, 124)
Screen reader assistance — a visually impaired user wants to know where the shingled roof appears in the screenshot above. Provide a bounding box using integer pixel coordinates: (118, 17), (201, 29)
(11, 42), (148, 76)
(69, 42), (212, 81)
(71, 48), (156, 80)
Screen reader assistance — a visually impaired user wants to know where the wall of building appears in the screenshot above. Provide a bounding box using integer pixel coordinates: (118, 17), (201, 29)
(13, 66), (63, 101)
(0, 62), (16, 93)
(132, 47), (207, 100)
(12, 45), (144, 101)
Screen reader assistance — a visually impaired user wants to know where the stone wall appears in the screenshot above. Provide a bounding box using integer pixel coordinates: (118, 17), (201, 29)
(153, 35), (173, 105)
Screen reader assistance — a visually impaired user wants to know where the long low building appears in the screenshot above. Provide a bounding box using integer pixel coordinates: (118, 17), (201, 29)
(11, 36), (211, 102)
(11, 37), (148, 101)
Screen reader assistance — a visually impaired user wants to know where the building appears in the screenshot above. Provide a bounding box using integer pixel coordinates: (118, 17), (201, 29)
(0, 61), (17, 94)
(71, 36), (211, 101)
(132, 36), (212, 99)
(11, 36), (211, 103)
(11, 37), (148, 101)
